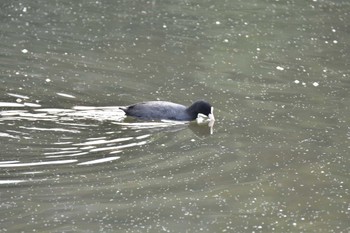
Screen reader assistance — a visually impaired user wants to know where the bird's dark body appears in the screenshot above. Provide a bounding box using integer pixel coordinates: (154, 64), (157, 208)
(120, 100), (211, 121)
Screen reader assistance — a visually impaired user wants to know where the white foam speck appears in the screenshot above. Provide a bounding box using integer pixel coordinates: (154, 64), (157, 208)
(45, 78), (51, 82)
(312, 82), (319, 87)
(21, 49), (28, 54)
(294, 80), (300, 84)
(276, 66), (284, 71)
(215, 21), (221, 25)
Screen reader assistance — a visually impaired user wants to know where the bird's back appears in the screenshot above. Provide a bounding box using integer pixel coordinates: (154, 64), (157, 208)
(122, 101), (191, 120)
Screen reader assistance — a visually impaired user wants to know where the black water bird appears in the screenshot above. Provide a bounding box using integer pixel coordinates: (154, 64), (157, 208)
(120, 100), (212, 121)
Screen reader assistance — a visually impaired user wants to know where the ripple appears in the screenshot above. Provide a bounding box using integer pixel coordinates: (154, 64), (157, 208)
(77, 156), (121, 165)
(89, 140), (148, 152)
(0, 102), (41, 108)
(44, 150), (81, 155)
(19, 126), (81, 133)
(23, 103), (42, 107)
(7, 93), (30, 99)
(0, 132), (19, 139)
(0, 102), (24, 107)
(0, 180), (26, 184)
(0, 160), (20, 164)
(0, 159), (77, 168)
(56, 93), (76, 98)
(0, 105), (171, 180)
(45, 152), (89, 159)
(115, 121), (187, 129)
(73, 136), (134, 146)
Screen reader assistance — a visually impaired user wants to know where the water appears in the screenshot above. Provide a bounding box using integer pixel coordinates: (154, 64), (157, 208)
(1, 0), (349, 232)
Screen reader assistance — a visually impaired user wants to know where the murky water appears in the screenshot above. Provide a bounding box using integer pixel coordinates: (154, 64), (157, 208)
(1, 0), (349, 232)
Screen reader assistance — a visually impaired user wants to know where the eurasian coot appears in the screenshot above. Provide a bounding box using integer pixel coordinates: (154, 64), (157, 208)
(120, 100), (212, 121)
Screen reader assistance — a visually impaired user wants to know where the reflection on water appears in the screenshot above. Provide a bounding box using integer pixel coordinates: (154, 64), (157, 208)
(1, 0), (350, 232)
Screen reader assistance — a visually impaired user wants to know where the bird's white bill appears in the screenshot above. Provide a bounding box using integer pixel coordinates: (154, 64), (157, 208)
(196, 107), (215, 134)
(196, 107), (215, 122)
